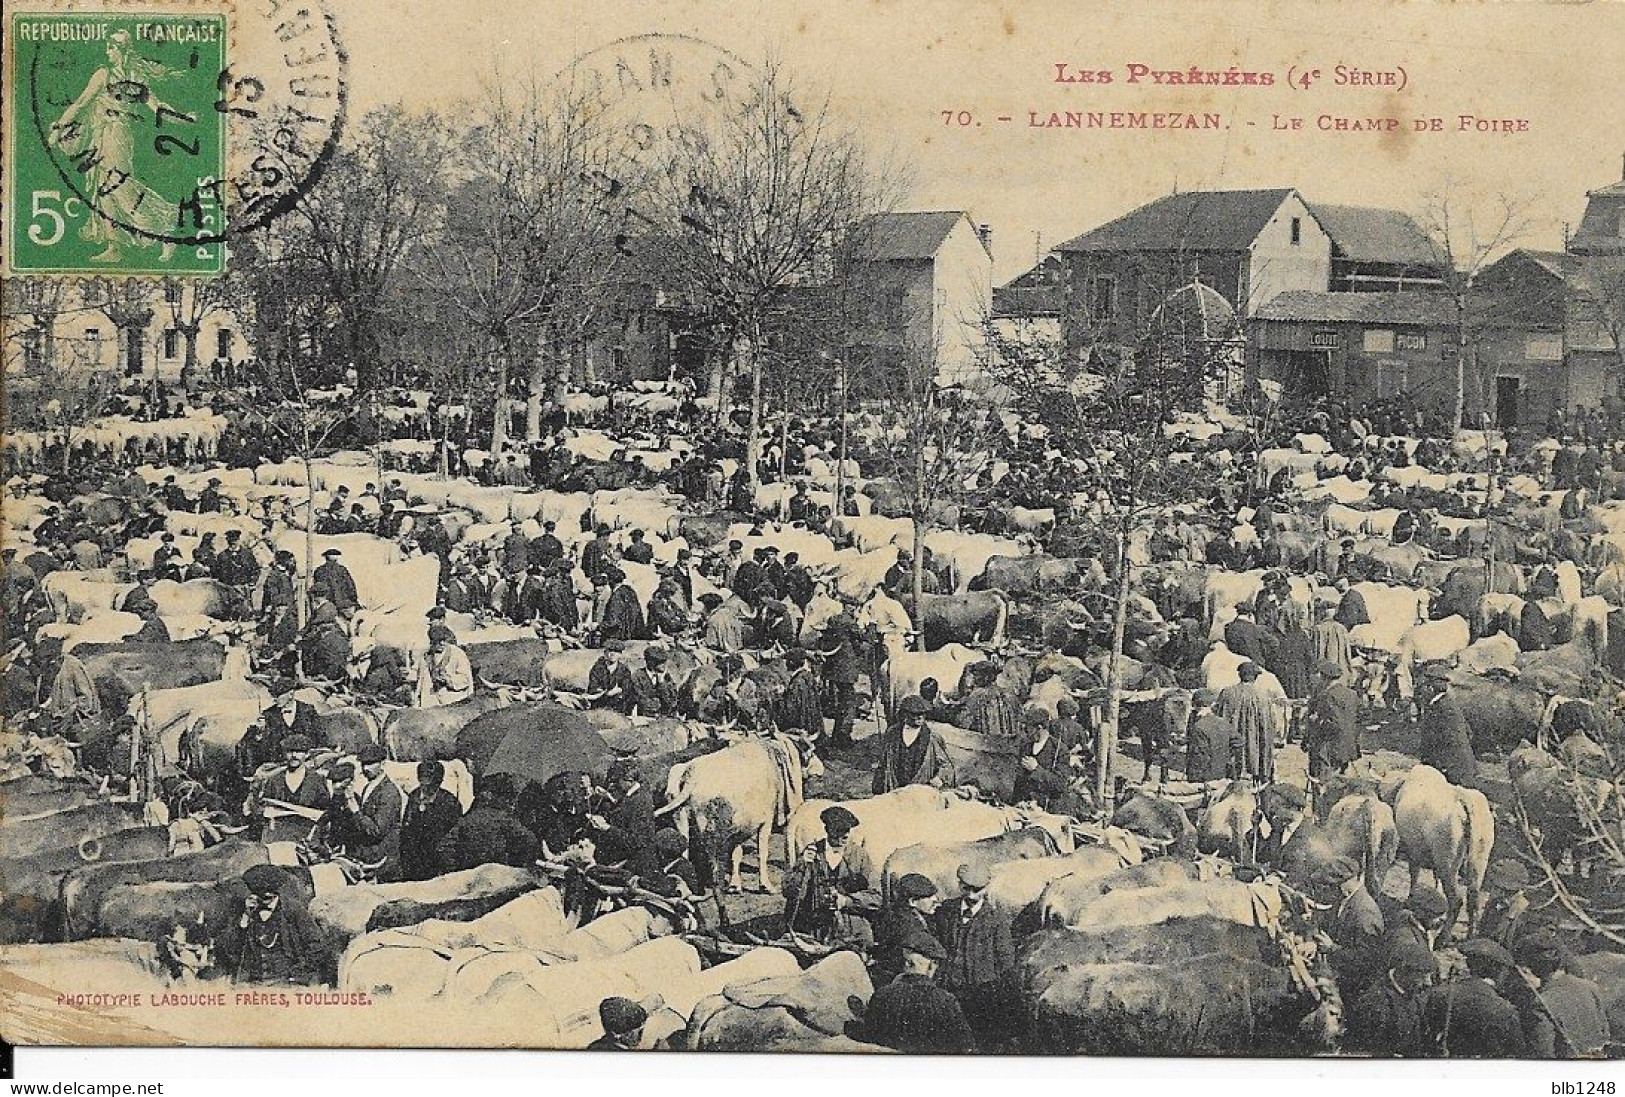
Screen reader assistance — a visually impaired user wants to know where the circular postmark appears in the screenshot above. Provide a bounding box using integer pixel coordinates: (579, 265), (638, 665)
(19, 0), (345, 263)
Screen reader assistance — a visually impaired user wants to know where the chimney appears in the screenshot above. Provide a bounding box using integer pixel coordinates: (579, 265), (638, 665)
(975, 222), (993, 256)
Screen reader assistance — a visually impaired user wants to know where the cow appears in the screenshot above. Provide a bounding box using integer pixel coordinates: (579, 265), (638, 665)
(985, 844), (1134, 926)
(1196, 780), (1260, 862)
(1380, 764), (1494, 937)
(2, 780), (98, 819)
(466, 639), (554, 688)
(77, 638), (225, 716)
(881, 826), (1062, 902)
(684, 949), (875, 1052)
(382, 693), (509, 761)
(1508, 743), (1617, 877)
(2, 801), (144, 862)
(879, 640), (985, 719)
(787, 785), (957, 861)
(1264, 786), (1398, 898)
(971, 556), (1082, 596)
(916, 591), (1008, 650)
(1110, 792), (1198, 857)
(1444, 667), (1545, 754)
(655, 734), (807, 893)
(59, 837), (270, 940)
(147, 578), (233, 620)
(443, 936), (701, 1047)
(338, 888), (572, 997)
(0, 825), (170, 943)
(1044, 877), (1286, 936)
(1021, 918), (1335, 1054)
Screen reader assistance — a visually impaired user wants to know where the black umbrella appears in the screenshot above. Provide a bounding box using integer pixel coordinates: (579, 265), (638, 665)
(456, 703), (611, 784)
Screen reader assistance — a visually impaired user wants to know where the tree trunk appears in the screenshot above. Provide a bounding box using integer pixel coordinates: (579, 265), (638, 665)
(526, 333), (550, 443)
(490, 346), (511, 454)
(301, 451), (315, 636)
(1454, 294), (1468, 432)
(438, 404), (452, 479)
(182, 324), (201, 387)
(1097, 526), (1133, 808)
(706, 345), (726, 408)
(911, 516), (926, 654)
(745, 319), (764, 494)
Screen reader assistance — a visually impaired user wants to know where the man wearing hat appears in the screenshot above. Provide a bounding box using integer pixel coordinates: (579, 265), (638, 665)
(873, 694), (956, 794)
(1215, 661), (1276, 784)
(198, 477), (226, 514)
(528, 520), (565, 570)
(259, 551), (300, 652)
(212, 528), (262, 620)
(772, 648), (826, 743)
(1304, 658), (1361, 780)
(1185, 688), (1238, 783)
(1345, 938), (1437, 1056)
(1256, 783), (1309, 867)
(782, 805), (874, 945)
(435, 773), (537, 872)
(311, 547), (360, 615)
(857, 931), (974, 1053)
(222, 864), (319, 985)
(320, 744), (404, 879)
(299, 601), (351, 682)
(643, 827), (700, 900)
(702, 589), (751, 653)
(245, 734), (331, 844)
(586, 641), (630, 708)
(599, 567), (648, 643)
(1013, 705), (1087, 814)
(1315, 856), (1385, 988)
(1421, 938), (1530, 1056)
(873, 873), (943, 987)
(815, 613), (865, 751)
(399, 760), (463, 882)
(1416, 661), (1478, 788)
(581, 524), (614, 584)
(190, 531), (220, 577)
(589, 996), (649, 1050)
(1517, 930), (1609, 1057)
(646, 577), (689, 638)
(590, 758), (657, 866)
(418, 623), (473, 708)
(158, 474), (189, 512)
(933, 861), (1018, 1049)
(152, 531), (183, 577)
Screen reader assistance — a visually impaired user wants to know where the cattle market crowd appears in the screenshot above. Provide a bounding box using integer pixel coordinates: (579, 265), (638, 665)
(2, 372), (1622, 1057)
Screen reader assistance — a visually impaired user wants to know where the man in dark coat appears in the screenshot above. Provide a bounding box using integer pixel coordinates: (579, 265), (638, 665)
(260, 689), (319, 750)
(817, 613), (864, 750)
(501, 523), (530, 578)
(538, 558), (579, 632)
(415, 516), (453, 568)
(621, 646), (678, 716)
(857, 932), (974, 1054)
(320, 745), (404, 879)
(621, 529), (655, 565)
(528, 521), (565, 569)
(873, 696), (957, 793)
(398, 760), (464, 881)
(591, 758), (656, 866)
(299, 601), (351, 682)
(580, 525), (613, 582)
(244, 735), (330, 844)
(1335, 584), (1372, 630)
(773, 648), (825, 740)
(873, 873), (943, 987)
(1185, 689), (1238, 782)
(598, 568), (646, 642)
(1012, 706), (1087, 814)
(1346, 938), (1437, 1057)
(1421, 939), (1530, 1056)
(222, 864), (320, 985)
(933, 862), (1019, 1049)
(311, 548), (360, 614)
(1305, 659), (1361, 779)
(212, 529), (261, 619)
(435, 773), (537, 872)
(1416, 662), (1478, 787)
(198, 478), (227, 514)
(260, 552), (299, 650)
(646, 578), (689, 637)
(1224, 603), (1276, 666)
(782, 806), (873, 943)
(1518, 930), (1610, 1057)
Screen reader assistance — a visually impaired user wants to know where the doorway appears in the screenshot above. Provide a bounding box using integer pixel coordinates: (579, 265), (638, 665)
(1495, 376), (1521, 429)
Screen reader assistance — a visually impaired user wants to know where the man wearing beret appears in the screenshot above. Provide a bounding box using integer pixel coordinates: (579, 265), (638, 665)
(1304, 658), (1361, 780)
(1518, 930), (1610, 1057)
(591, 758), (656, 866)
(773, 648), (826, 743)
(1421, 938), (1529, 1056)
(873, 695), (956, 794)
(589, 996), (648, 1051)
(873, 873), (943, 987)
(320, 743), (403, 880)
(244, 734), (331, 844)
(1345, 938), (1437, 1056)
(1215, 661), (1276, 784)
(221, 864), (320, 985)
(1316, 855), (1386, 991)
(418, 624), (474, 708)
(782, 806), (874, 945)
(857, 932), (974, 1054)
(311, 547), (360, 615)
(1184, 688), (1238, 783)
(933, 862), (1019, 1050)
(1416, 662), (1478, 788)
(621, 646), (678, 717)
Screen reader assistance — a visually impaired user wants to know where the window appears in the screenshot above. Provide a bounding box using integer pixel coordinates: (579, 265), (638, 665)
(1290, 217), (1302, 245)
(163, 282), (182, 305)
(216, 329), (232, 357)
(1086, 275), (1117, 322)
(610, 346), (627, 373)
(1310, 330), (1339, 349)
(85, 327), (101, 344)
(1526, 333), (1563, 361)
(1362, 329), (1396, 353)
(22, 330), (43, 371)
(1377, 360), (1408, 398)
(1397, 331), (1428, 352)
(163, 329), (180, 359)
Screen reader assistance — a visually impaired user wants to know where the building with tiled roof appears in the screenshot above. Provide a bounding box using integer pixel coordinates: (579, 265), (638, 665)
(1307, 203), (1446, 291)
(1568, 178), (1625, 256)
(1252, 291), (1459, 408)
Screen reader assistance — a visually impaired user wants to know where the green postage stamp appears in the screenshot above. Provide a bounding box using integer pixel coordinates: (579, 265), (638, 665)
(7, 9), (228, 275)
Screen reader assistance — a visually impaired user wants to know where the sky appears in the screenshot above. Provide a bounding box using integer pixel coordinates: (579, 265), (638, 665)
(333, 0), (1625, 283)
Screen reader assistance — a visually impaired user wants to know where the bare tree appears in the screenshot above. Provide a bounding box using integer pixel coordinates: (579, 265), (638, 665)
(652, 58), (902, 492)
(1575, 255), (1625, 377)
(82, 278), (157, 404)
(1415, 189), (1542, 429)
(158, 276), (234, 386)
(411, 83), (629, 452)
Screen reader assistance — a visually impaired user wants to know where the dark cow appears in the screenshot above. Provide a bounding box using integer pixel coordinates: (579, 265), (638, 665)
(1122, 690), (1193, 779)
(1444, 668), (1544, 754)
(674, 513), (744, 549)
(1263, 786), (1398, 897)
(1022, 916), (1332, 1054)
(3, 781), (98, 819)
(468, 639), (554, 688)
(1431, 563), (1521, 625)
(382, 693), (508, 761)
(1109, 792), (1197, 857)
(77, 638), (225, 715)
(2, 801), (144, 861)
(917, 592), (1008, 650)
(971, 556), (1082, 596)
(59, 837), (270, 940)
(0, 825), (170, 943)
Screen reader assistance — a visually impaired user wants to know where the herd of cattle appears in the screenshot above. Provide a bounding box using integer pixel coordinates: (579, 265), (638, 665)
(2, 387), (1623, 1056)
